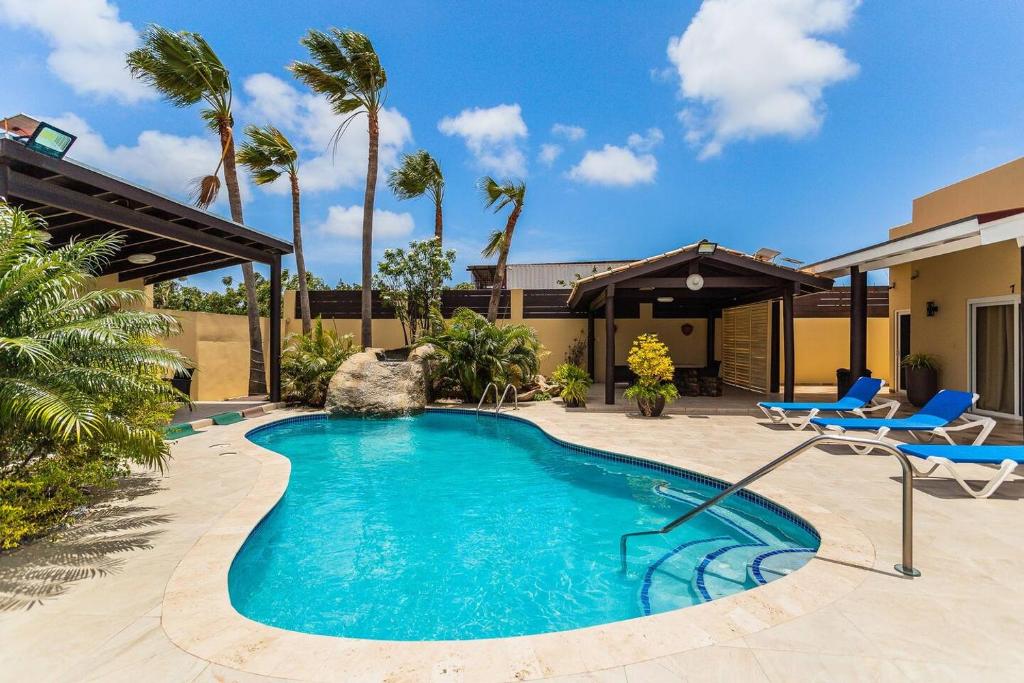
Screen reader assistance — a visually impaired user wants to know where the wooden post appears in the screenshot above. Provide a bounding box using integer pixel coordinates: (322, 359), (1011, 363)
(269, 254), (282, 402)
(605, 284), (616, 405)
(783, 285), (795, 402)
(850, 265), (868, 379)
(587, 311), (596, 380)
(1019, 246), (1023, 441)
(769, 300), (781, 394)
(705, 310), (716, 368)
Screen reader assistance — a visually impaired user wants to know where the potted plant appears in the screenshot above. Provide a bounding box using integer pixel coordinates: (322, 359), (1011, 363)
(901, 353), (939, 407)
(623, 334), (679, 417)
(551, 362), (592, 408)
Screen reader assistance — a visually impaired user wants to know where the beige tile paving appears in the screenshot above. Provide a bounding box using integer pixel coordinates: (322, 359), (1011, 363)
(0, 402), (1021, 682)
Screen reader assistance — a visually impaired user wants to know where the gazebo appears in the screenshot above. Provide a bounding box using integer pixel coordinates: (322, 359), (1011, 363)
(0, 136), (293, 400)
(567, 242), (834, 404)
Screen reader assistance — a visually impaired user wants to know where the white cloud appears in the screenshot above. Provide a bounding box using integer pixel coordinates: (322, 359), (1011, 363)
(667, 0), (860, 159)
(626, 127), (664, 152)
(316, 205), (414, 240)
(241, 73), (413, 195)
(0, 0), (153, 104)
(47, 112), (247, 208)
(538, 143), (562, 166)
(568, 145), (657, 187)
(438, 103), (528, 176)
(551, 123), (586, 142)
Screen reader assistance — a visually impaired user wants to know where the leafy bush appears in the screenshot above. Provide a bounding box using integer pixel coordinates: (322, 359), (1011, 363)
(280, 319), (359, 406)
(551, 362), (592, 407)
(374, 238), (455, 343)
(0, 203), (189, 548)
(420, 308), (543, 401)
(622, 334), (679, 405)
(901, 353), (939, 371)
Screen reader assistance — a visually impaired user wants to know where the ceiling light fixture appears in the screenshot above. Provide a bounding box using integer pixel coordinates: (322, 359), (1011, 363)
(656, 296), (674, 303)
(127, 253), (156, 265)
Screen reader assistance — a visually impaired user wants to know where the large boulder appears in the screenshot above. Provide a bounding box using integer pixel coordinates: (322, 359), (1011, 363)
(325, 348), (428, 416)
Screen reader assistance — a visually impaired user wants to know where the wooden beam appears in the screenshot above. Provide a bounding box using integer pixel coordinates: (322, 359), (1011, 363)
(706, 311), (716, 367)
(119, 252), (233, 281)
(620, 276), (778, 289)
(7, 169), (274, 264)
(605, 284), (616, 405)
(783, 286), (795, 402)
(141, 257), (245, 284)
(770, 300), (781, 393)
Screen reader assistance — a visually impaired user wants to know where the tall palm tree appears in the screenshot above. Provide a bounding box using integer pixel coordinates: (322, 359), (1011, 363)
(479, 177), (526, 323)
(237, 125), (312, 334)
(127, 26), (267, 395)
(290, 29), (386, 348)
(388, 150), (445, 242)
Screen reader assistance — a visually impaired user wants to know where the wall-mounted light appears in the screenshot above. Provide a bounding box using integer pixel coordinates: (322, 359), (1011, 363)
(25, 121), (77, 160)
(127, 253), (156, 265)
(697, 240), (718, 255)
(657, 296), (674, 303)
(926, 301), (939, 317)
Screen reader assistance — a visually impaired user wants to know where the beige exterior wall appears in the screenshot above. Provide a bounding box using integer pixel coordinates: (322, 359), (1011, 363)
(790, 318), (891, 385)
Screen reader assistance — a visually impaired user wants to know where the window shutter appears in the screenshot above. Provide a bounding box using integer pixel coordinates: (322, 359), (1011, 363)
(721, 301), (771, 394)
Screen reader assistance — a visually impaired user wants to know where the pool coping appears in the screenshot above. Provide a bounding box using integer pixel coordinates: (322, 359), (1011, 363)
(161, 407), (877, 681)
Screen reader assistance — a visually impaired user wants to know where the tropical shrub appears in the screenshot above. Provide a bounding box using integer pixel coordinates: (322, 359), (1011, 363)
(901, 353), (939, 370)
(551, 362), (592, 407)
(0, 203), (189, 548)
(420, 308), (543, 401)
(623, 334), (679, 407)
(280, 320), (359, 407)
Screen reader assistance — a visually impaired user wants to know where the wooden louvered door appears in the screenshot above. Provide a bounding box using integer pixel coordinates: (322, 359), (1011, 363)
(721, 302), (771, 394)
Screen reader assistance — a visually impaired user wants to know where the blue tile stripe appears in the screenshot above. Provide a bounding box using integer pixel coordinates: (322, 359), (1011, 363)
(749, 547), (818, 585)
(244, 408), (820, 540)
(640, 536), (729, 615)
(694, 541), (767, 602)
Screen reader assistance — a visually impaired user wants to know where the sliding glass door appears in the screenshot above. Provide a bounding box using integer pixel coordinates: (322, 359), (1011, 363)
(969, 297), (1018, 417)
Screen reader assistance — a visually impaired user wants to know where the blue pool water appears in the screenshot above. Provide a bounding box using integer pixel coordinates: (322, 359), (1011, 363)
(230, 412), (818, 641)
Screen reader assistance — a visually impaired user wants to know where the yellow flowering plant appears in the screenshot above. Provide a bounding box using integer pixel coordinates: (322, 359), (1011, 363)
(623, 334), (679, 409)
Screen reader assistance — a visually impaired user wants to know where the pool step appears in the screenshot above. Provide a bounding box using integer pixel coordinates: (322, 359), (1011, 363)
(748, 548), (818, 585)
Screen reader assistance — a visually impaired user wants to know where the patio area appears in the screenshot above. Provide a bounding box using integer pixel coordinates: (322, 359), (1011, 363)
(1, 404), (1021, 681)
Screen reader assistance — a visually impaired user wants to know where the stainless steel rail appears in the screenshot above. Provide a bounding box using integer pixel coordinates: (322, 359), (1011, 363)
(619, 435), (921, 577)
(476, 383), (499, 413)
(496, 384), (518, 413)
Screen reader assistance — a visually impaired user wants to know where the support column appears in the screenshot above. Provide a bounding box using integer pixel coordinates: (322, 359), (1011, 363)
(783, 285), (795, 402)
(850, 265), (868, 379)
(706, 310), (716, 368)
(769, 300), (781, 394)
(1019, 246), (1023, 440)
(269, 254), (282, 402)
(587, 311), (596, 379)
(605, 284), (616, 405)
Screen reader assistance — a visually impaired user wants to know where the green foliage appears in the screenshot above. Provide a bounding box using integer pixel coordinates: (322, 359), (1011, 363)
(420, 308), (543, 401)
(388, 149), (444, 204)
(901, 353), (939, 371)
(373, 239), (455, 343)
(552, 362), (592, 407)
(531, 390), (552, 402)
(281, 320), (359, 407)
(623, 382), (680, 403)
(0, 203), (188, 548)
(152, 269), (332, 316)
(236, 124), (298, 185)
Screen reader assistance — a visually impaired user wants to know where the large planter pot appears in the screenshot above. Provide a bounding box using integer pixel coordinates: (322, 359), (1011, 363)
(636, 395), (666, 417)
(905, 366), (938, 407)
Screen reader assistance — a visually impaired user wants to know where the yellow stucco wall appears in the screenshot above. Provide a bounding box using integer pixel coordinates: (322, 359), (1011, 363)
(789, 317), (891, 385)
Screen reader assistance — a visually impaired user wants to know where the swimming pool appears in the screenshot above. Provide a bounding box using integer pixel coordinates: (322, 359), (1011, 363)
(230, 411), (818, 641)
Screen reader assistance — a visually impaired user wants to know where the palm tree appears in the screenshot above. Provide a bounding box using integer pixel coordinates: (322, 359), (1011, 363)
(478, 177), (526, 323)
(237, 125), (313, 334)
(127, 25), (267, 396)
(388, 150), (445, 242)
(290, 29), (387, 348)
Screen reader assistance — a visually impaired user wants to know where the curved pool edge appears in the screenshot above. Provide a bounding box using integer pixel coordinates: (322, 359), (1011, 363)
(161, 405), (877, 682)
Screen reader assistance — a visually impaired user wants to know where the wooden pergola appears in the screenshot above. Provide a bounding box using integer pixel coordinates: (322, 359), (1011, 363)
(567, 243), (834, 404)
(0, 137), (293, 400)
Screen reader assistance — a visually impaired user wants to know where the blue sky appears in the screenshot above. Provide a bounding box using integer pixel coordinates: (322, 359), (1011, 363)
(2, 0), (1023, 289)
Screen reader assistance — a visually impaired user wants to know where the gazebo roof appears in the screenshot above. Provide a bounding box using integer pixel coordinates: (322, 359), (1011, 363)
(0, 137), (292, 284)
(567, 242), (832, 310)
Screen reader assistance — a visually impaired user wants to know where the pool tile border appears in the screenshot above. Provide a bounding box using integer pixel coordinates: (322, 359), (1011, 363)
(161, 407), (877, 682)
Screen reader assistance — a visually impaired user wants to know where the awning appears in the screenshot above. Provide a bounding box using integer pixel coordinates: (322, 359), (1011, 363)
(806, 208), (1024, 278)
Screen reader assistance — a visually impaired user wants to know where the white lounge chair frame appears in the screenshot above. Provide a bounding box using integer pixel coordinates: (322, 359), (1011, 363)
(758, 380), (900, 431)
(909, 456), (1021, 499)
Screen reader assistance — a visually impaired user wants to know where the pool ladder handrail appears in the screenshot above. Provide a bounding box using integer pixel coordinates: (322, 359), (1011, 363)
(619, 434), (920, 578)
(476, 382), (518, 414)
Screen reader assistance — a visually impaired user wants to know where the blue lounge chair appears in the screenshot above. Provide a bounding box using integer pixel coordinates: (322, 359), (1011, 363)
(898, 444), (1024, 499)
(810, 389), (995, 454)
(757, 377), (898, 431)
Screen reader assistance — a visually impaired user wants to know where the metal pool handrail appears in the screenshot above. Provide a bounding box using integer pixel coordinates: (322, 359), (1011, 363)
(476, 383), (499, 413)
(619, 435), (921, 577)
(496, 384), (518, 413)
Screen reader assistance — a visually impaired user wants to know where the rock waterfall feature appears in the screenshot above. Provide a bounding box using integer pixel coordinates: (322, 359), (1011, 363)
(325, 346), (431, 416)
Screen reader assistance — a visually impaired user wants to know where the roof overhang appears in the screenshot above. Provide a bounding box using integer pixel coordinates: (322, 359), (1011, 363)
(0, 138), (292, 284)
(806, 208), (1024, 278)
